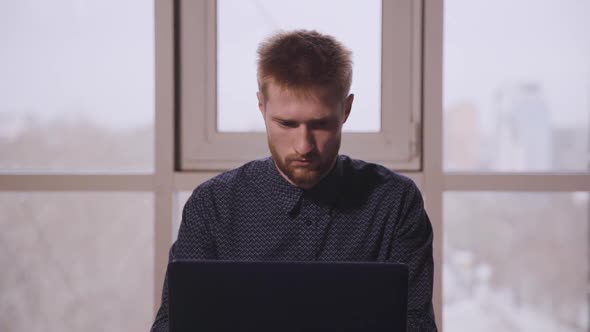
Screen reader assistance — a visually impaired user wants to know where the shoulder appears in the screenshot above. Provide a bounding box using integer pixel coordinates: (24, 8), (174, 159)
(189, 158), (269, 200)
(339, 155), (419, 196)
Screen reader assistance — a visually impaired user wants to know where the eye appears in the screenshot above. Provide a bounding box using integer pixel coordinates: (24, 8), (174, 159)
(277, 120), (298, 128)
(311, 120), (333, 130)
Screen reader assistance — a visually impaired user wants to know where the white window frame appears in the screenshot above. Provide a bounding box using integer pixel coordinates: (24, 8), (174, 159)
(178, 0), (423, 171)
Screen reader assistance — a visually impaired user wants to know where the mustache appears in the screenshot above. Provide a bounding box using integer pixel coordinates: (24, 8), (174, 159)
(286, 152), (320, 162)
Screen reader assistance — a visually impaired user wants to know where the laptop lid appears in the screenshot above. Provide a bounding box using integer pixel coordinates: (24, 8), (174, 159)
(168, 260), (408, 332)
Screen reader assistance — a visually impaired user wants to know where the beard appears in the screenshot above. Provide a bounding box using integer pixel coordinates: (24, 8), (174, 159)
(268, 139), (339, 189)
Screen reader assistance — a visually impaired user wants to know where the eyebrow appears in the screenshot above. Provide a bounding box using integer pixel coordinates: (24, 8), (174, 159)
(271, 116), (334, 123)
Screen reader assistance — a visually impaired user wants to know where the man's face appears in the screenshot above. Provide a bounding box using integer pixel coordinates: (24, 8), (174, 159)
(258, 83), (353, 189)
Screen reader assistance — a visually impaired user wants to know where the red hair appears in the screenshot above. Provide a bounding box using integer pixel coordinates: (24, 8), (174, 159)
(257, 30), (353, 103)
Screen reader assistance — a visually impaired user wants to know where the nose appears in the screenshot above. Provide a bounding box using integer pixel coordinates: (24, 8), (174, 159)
(294, 125), (316, 156)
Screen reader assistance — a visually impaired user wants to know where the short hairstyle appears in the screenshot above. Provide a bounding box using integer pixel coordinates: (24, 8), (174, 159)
(257, 30), (353, 103)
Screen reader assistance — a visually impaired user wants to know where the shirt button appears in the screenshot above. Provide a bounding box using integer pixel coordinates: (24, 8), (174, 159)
(305, 219), (312, 226)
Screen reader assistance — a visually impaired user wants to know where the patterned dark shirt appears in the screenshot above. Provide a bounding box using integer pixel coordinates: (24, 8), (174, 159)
(152, 155), (437, 331)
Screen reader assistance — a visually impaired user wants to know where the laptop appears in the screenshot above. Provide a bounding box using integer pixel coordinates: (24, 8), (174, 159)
(168, 260), (408, 332)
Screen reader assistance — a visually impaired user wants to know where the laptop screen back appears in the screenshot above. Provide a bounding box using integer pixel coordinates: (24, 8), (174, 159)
(168, 260), (408, 332)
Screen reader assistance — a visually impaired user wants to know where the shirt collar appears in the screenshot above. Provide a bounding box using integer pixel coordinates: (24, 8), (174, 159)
(261, 156), (344, 214)
(262, 157), (304, 214)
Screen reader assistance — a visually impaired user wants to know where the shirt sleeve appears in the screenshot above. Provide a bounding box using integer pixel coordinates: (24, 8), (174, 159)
(389, 181), (438, 332)
(150, 186), (217, 332)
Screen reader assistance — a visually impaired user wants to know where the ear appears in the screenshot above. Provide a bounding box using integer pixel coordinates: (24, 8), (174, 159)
(342, 93), (354, 123)
(257, 92), (266, 116)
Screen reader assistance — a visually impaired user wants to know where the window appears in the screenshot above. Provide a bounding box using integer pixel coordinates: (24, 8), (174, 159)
(0, 1), (156, 331)
(217, 0), (382, 133)
(443, 0), (590, 172)
(0, 1), (154, 172)
(178, 0), (423, 170)
(444, 192), (589, 331)
(0, 192), (154, 331)
(442, 1), (590, 331)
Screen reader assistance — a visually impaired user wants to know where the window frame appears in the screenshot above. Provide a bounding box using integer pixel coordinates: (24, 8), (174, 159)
(178, 0), (423, 171)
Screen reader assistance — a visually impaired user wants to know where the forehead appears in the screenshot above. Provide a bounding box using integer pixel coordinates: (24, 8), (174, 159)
(264, 84), (341, 119)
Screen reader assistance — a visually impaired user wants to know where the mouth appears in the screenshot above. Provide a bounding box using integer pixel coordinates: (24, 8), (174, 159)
(290, 159), (315, 167)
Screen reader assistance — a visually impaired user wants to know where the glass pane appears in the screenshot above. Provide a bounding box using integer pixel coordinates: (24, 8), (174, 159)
(173, 191), (193, 241)
(0, 192), (154, 332)
(0, 1), (154, 171)
(444, 192), (589, 331)
(217, 0), (382, 133)
(444, 0), (590, 171)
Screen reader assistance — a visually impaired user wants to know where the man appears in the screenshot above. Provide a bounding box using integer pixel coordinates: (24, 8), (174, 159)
(152, 30), (437, 331)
